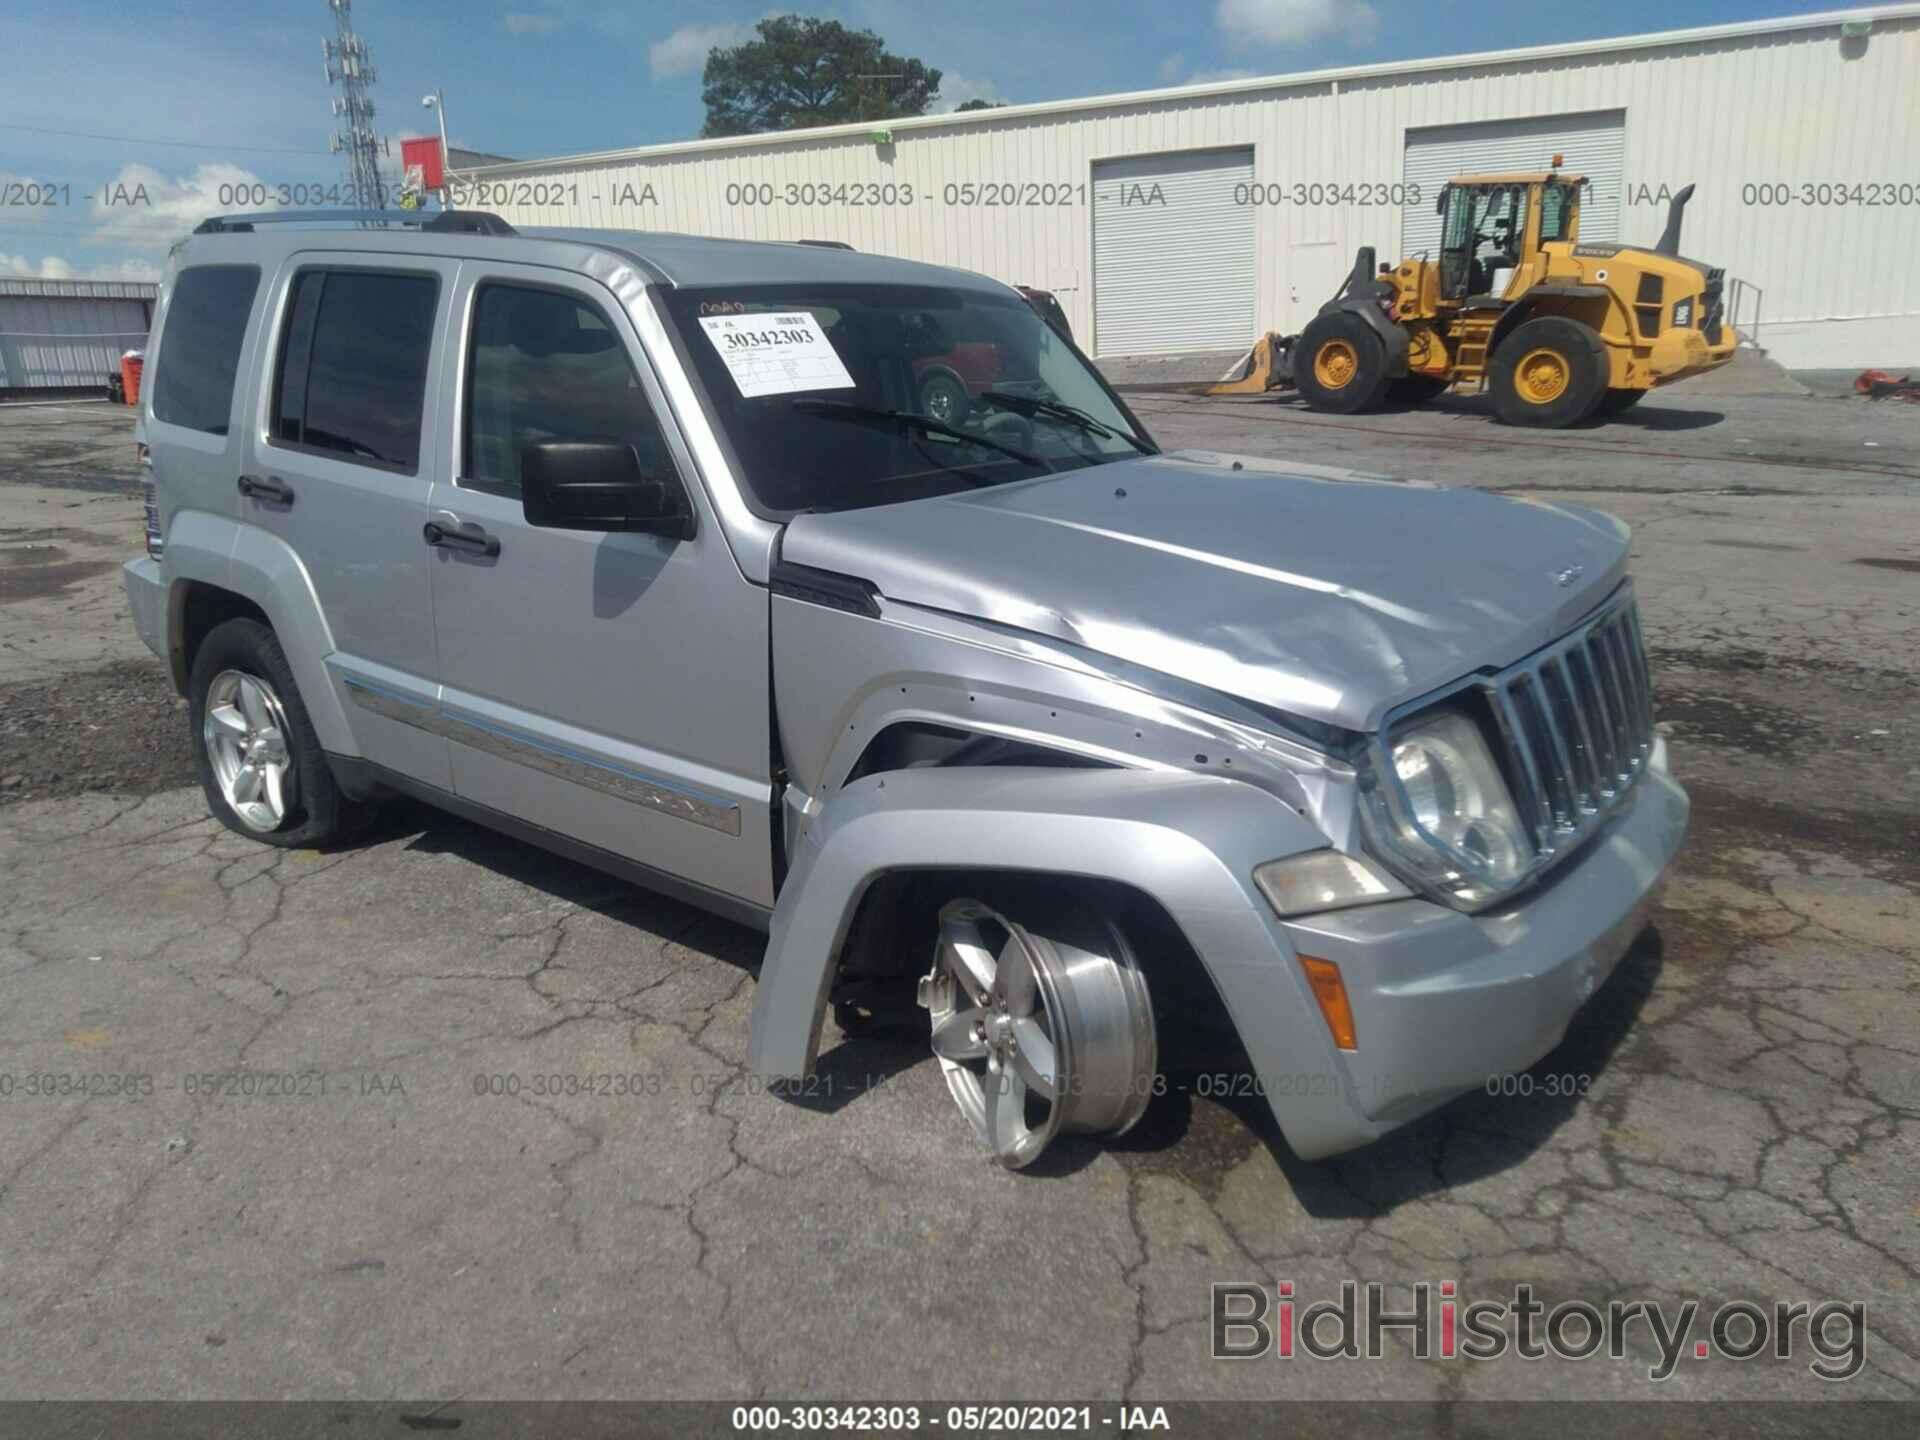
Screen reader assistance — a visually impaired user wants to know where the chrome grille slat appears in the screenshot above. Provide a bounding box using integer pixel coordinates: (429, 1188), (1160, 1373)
(1479, 590), (1656, 874)
(1552, 653), (1605, 808)
(1601, 621), (1647, 774)
(1531, 660), (1588, 820)
(1495, 686), (1554, 846)
(1567, 646), (1618, 796)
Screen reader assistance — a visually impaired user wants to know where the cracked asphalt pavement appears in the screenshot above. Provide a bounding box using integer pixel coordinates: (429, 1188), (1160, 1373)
(0, 384), (1916, 1412)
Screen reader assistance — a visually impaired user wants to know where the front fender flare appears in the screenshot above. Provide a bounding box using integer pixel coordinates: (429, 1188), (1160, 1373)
(748, 765), (1345, 1141)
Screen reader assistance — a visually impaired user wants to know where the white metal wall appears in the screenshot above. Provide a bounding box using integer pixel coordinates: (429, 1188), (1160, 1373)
(1401, 111), (1626, 256)
(0, 295), (150, 390)
(471, 11), (1920, 366)
(1092, 149), (1254, 354)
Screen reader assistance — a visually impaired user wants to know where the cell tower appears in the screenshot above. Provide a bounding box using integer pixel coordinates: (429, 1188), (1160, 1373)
(323, 0), (387, 206)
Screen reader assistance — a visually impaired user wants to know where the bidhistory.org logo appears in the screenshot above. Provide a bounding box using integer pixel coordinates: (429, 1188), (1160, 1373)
(1211, 1281), (1865, 1382)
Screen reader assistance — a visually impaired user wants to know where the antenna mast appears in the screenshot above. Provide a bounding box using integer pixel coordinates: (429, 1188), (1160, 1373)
(324, 0), (387, 207)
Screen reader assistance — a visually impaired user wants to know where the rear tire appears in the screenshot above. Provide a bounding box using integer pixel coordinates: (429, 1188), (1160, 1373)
(189, 618), (370, 848)
(1387, 375), (1451, 406)
(1294, 312), (1391, 415)
(1593, 387), (1646, 417)
(1490, 316), (1609, 427)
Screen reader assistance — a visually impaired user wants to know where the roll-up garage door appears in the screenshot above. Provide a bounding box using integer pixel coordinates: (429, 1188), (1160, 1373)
(1093, 148), (1254, 356)
(1401, 111), (1625, 257)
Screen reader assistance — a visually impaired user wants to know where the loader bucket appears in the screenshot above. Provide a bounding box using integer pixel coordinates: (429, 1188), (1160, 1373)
(1207, 333), (1294, 395)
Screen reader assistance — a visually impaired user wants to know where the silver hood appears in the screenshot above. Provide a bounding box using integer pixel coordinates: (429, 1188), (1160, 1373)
(780, 451), (1631, 734)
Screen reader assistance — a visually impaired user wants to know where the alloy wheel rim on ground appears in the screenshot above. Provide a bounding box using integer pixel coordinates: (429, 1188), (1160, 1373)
(203, 669), (296, 832)
(1516, 347), (1571, 404)
(918, 899), (1157, 1169)
(1314, 340), (1359, 390)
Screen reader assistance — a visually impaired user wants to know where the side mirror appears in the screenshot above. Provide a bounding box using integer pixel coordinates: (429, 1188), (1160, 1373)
(1435, 188), (1449, 216)
(521, 441), (693, 539)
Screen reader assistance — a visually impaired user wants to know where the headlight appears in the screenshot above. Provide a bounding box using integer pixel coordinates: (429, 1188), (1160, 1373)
(1358, 708), (1534, 907)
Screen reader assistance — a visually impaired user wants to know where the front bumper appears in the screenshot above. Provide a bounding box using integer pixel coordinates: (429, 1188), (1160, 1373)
(1258, 742), (1687, 1157)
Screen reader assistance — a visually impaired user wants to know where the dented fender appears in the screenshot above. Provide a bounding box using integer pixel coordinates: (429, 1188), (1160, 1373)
(745, 764), (1372, 1156)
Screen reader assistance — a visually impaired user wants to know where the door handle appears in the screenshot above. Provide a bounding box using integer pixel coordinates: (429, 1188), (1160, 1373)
(423, 517), (501, 558)
(237, 474), (294, 505)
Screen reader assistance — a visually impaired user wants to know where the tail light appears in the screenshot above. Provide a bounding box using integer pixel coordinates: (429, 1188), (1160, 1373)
(138, 442), (161, 559)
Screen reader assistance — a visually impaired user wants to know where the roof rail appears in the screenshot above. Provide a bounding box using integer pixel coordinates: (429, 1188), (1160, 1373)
(192, 209), (518, 237)
(797, 239), (854, 250)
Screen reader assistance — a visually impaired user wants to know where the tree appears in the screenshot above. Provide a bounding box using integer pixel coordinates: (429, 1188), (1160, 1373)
(701, 15), (942, 137)
(955, 99), (1003, 112)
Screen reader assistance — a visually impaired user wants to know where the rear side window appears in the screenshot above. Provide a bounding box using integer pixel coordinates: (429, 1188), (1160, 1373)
(151, 265), (259, 435)
(463, 282), (674, 498)
(272, 269), (438, 472)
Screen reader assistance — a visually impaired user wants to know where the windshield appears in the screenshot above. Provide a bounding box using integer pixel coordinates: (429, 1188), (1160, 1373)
(663, 283), (1153, 514)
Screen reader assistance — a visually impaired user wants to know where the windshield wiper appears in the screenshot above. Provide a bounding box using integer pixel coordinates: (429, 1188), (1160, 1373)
(976, 390), (1156, 455)
(788, 398), (1047, 471)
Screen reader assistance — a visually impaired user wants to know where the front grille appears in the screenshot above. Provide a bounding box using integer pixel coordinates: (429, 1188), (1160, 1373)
(1485, 591), (1654, 861)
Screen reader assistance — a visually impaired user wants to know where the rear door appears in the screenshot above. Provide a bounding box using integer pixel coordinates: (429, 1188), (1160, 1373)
(425, 263), (775, 909)
(242, 254), (454, 788)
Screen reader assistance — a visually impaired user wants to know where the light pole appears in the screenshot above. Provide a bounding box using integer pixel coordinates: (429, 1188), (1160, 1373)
(420, 90), (450, 206)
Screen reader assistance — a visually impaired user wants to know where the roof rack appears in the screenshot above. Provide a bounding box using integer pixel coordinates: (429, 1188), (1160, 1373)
(797, 239), (854, 250)
(192, 209), (517, 237)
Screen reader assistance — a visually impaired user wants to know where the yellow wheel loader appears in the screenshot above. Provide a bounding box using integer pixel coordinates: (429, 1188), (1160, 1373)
(1211, 162), (1736, 426)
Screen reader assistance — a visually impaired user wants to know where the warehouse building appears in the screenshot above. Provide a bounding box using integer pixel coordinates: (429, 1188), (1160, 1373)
(463, 5), (1919, 370)
(0, 278), (155, 397)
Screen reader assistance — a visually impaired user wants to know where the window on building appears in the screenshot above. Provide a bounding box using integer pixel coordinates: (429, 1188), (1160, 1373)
(272, 269), (438, 472)
(150, 265), (260, 435)
(463, 283), (673, 499)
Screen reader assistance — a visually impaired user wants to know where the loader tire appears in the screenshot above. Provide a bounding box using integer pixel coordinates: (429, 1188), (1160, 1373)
(1490, 317), (1609, 428)
(1295, 312), (1391, 415)
(1387, 375), (1452, 406)
(1593, 388), (1647, 417)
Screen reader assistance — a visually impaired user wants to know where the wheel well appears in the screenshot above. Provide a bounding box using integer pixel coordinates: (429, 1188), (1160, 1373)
(844, 720), (1110, 786)
(174, 583), (270, 691)
(1493, 296), (1610, 355)
(829, 869), (1242, 1068)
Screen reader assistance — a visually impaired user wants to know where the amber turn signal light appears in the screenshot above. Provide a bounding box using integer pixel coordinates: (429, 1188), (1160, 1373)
(1299, 955), (1358, 1051)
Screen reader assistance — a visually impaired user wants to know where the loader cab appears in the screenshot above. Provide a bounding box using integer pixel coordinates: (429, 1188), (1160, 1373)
(1434, 173), (1584, 304)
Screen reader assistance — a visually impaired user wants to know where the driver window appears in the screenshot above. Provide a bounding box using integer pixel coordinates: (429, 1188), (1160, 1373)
(1539, 183), (1576, 243)
(464, 282), (674, 499)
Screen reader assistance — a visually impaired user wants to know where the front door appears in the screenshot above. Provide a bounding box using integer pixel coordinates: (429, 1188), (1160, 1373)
(426, 265), (775, 909)
(242, 254), (454, 789)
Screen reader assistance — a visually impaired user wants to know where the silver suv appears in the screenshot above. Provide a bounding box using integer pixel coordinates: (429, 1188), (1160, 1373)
(124, 210), (1688, 1169)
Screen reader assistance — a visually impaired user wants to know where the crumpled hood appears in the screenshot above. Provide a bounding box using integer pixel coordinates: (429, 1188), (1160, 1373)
(780, 450), (1631, 733)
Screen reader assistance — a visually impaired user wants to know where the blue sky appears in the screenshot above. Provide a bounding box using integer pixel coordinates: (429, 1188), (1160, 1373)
(2, 0), (1837, 280)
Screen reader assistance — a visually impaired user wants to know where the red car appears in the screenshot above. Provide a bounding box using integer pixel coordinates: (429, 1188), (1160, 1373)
(911, 286), (1072, 423)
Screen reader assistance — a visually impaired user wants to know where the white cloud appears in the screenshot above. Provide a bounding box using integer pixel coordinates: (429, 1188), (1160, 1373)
(0, 254), (76, 280)
(931, 72), (1007, 113)
(1158, 53), (1188, 84)
(85, 162), (279, 245)
(1215, 0), (1378, 48)
(0, 254), (158, 282)
(648, 21), (757, 79)
(1187, 67), (1260, 84)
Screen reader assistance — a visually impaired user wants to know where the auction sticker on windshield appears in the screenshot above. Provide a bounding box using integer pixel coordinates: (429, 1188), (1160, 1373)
(698, 311), (856, 398)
